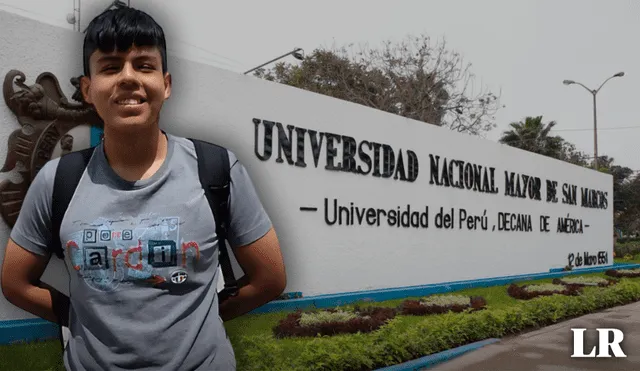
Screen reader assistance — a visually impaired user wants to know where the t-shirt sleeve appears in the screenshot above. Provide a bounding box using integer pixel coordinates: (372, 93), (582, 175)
(225, 150), (272, 248)
(9, 159), (57, 256)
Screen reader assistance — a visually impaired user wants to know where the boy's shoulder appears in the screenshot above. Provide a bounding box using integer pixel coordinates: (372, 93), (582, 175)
(168, 133), (240, 168)
(31, 156), (62, 189)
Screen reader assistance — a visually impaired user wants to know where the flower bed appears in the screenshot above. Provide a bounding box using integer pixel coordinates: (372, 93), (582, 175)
(233, 279), (640, 371)
(507, 283), (582, 300)
(272, 306), (397, 338)
(605, 268), (640, 278)
(552, 276), (616, 287)
(398, 294), (487, 315)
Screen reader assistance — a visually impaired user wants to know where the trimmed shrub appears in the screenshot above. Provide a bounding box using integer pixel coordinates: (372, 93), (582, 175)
(617, 236), (640, 244)
(398, 295), (487, 315)
(606, 268), (640, 278)
(615, 241), (640, 257)
(507, 283), (582, 299)
(273, 306), (397, 338)
(552, 276), (616, 287)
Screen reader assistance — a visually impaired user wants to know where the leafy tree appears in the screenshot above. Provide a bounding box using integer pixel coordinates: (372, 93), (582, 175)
(558, 141), (590, 166)
(254, 34), (502, 136)
(614, 172), (640, 234)
(498, 116), (591, 166)
(591, 155), (633, 203)
(593, 156), (636, 231)
(499, 116), (638, 234)
(498, 116), (565, 158)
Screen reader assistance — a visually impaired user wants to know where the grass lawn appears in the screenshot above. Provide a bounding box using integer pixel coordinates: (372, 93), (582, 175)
(2, 268), (640, 371)
(0, 339), (64, 371)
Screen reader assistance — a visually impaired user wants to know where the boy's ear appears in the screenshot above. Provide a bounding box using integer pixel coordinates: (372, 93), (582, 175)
(164, 72), (172, 100)
(80, 75), (93, 105)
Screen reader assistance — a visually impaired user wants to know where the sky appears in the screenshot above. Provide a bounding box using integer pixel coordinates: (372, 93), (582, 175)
(1, 0), (639, 172)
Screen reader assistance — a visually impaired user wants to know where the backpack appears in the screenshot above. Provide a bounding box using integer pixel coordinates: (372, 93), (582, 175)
(48, 138), (240, 303)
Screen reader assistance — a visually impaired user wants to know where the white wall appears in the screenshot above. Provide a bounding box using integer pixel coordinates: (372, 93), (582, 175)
(0, 10), (613, 321)
(162, 55), (613, 297)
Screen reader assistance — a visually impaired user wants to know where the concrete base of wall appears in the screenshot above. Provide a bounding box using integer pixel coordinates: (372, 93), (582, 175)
(0, 318), (60, 345)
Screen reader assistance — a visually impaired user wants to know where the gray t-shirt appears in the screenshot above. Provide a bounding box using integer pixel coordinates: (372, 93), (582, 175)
(10, 133), (272, 370)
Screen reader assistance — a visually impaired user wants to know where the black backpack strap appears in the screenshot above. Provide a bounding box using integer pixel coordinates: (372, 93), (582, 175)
(189, 138), (239, 302)
(49, 146), (95, 353)
(51, 146), (96, 259)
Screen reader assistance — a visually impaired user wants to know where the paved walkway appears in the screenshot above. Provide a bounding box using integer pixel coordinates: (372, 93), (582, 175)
(428, 301), (640, 371)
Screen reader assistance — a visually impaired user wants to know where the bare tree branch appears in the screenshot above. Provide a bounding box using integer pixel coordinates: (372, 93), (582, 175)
(254, 34), (502, 136)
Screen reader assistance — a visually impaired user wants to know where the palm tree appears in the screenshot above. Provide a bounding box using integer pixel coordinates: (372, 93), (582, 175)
(499, 116), (564, 158)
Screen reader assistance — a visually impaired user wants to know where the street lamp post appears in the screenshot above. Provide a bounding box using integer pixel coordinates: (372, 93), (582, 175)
(563, 71), (624, 170)
(244, 48), (304, 75)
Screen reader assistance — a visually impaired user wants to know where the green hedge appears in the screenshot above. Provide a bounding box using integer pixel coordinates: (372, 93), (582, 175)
(231, 279), (640, 371)
(617, 236), (640, 244)
(615, 241), (640, 258)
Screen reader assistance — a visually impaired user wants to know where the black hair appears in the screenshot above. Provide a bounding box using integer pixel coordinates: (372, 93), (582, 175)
(82, 7), (168, 76)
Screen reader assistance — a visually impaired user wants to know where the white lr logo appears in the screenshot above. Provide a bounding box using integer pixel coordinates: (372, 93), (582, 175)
(571, 328), (627, 358)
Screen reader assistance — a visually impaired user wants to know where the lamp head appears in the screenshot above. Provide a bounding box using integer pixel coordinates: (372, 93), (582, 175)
(293, 48), (305, 61)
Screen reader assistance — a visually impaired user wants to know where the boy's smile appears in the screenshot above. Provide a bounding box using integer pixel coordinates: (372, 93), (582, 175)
(81, 45), (171, 130)
(113, 91), (147, 115)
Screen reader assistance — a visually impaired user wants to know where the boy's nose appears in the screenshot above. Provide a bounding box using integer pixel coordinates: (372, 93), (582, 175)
(118, 63), (140, 86)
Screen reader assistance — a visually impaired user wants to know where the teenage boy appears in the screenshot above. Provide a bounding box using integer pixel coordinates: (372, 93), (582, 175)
(1, 6), (286, 370)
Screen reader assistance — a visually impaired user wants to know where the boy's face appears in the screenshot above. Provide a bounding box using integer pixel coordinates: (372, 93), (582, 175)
(81, 45), (171, 131)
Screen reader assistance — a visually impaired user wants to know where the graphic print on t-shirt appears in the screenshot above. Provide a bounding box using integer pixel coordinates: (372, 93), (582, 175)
(66, 213), (200, 292)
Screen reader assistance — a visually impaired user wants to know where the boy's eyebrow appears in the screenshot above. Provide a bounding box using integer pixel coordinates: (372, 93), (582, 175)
(95, 53), (160, 64)
(95, 55), (122, 64)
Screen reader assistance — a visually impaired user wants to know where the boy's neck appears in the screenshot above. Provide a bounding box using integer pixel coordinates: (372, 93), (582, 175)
(102, 124), (168, 182)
